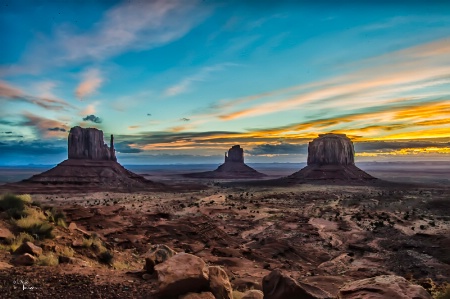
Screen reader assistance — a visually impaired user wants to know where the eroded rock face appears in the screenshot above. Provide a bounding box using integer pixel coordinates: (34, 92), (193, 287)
(68, 126), (117, 161)
(307, 134), (354, 166)
(143, 244), (176, 274)
(338, 275), (432, 299)
(225, 145), (244, 163)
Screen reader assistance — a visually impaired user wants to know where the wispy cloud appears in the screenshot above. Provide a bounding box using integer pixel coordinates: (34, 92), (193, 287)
(20, 112), (69, 138)
(164, 63), (237, 96)
(0, 80), (75, 111)
(75, 68), (103, 99)
(82, 114), (102, 124)
(1, 0), (210, 76)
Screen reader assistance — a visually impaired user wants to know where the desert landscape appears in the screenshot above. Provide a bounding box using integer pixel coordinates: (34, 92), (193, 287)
(2, 1), (450, 298)
(0, 128), (449, 299)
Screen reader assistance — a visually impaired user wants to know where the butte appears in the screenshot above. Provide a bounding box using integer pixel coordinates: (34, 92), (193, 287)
(287, 133), (376, 181)
(2, 126), (162, 193)
(185, 145), (266, 179)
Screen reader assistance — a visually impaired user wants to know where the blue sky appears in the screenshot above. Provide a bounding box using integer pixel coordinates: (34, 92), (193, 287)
(1, 0), (450, 165)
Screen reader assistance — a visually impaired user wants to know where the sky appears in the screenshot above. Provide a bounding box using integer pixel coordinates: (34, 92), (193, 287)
(1, 0), (450, 165)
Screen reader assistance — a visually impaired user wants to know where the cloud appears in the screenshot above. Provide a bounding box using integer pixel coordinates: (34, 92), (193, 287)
(0, 139), (67, 165)
(47, 127), (66, 132)
(180, 118), (190, 122)
(164, 63), (237, 96)
(79, 102), (99, 116)
(82, 114), (102, 123)
(1, 0), (210, 76)
(114, 141), (143, 154)
(75, 68), (103, 99)
(355, 140), (450, 152)
(19, 112), (69, 138)
(247, 143), (308, 155)
(0, 81), (75, 111)
(2, 131), (13, 134)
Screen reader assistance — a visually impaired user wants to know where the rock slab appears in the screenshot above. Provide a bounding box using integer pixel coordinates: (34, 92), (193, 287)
(144, 244), (176, 274)
(208, 266), (232, 299)
(14, 242), (43, 257)
(338, 275), (432, 299)
(155, 253), (209, 297)
(262, 270), (332, 299)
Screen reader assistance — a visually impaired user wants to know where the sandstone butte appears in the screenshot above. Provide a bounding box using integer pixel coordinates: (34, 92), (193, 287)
(185, 145), (266, 179)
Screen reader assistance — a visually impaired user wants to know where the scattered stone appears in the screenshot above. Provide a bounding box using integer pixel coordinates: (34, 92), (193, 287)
(155, 253), (209, 298)
(0, 226), (13, 240)
(14, 242), (43, 257)
(241, 289), (264, 299)
(338, 275), (432, 299)
(143, 244), (176, 274)
(142, 273), (152, 280)
(179, 292), (215, 299)
(12, 253), (36, 266)
(262, 270), (332, 299)
(0, 261), (13, 270)
(208, 266), (232, 299)
(68, 222), (78, 231)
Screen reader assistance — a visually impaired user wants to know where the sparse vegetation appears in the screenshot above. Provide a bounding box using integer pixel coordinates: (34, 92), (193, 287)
(0, 193), (31, 218)
(7, 232), (35, 252)
(98, 250), (114, 264)
(59, 246), (74, 258)
(14, 215), (54, 239)
(37, 253), (59, 266)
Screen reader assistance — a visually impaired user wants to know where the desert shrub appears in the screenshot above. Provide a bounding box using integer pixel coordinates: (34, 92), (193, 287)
(56, 218), (67, 228)
(112, 260), (128, 270)
(37, 253), (59, 266)
(15, 216), (54, 239)
(7, 232), (35, 252)
(45, 207), (66, 224)
(434, 283), (450, 299)
(0, 193), (28, 218)
(82, 237), (93, 248)
(98, 250), (114, 264)
(59, 246), (74, 258)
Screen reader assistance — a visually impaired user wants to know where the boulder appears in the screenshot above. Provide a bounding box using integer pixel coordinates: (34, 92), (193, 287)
(241, 289), (264, 299)
(338, 275), (432, 299)
(208, 266), (232, 299)
(68, 126), (116, 161)
(179, 292), (215, 299)
(155, 253), (209, 297)
(262, 270), (332, 299)
(143, 244), (176, 274)
(14, 242), (43, 256)
(12, 253), (36, 266)
(307, 134), (354, 166)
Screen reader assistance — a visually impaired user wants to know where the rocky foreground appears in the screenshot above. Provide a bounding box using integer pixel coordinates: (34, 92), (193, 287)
(1, 182), (449, 298)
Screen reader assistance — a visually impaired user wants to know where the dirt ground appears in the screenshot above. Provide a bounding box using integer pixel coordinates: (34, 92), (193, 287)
(0, 164), (449, 298)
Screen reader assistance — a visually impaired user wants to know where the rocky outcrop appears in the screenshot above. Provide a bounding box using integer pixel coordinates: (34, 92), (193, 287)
(14, 242), (42, 256)
(288, 134), (375, 181)
(155, 253), (210, 297)
(338, 275), (432, 299)
(12, 253), (36, 266)
(185, 145), (266, 179)
(68, 126), (117, 161)
(307, 134), (354, 166)
(262, 270), (333, 299)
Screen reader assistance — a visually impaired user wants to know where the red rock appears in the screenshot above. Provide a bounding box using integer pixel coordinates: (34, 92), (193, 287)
(14, 242), (43, 256)
(68, 222), (77, 231)
(338, 275), (432, 299)
(0, 226), (13, 240)
(12, 253), (36, 266)
(68, 126), (116, 161)
(155, 253), (209, 297)
(208, 266), (232, 299)
(143, 244), (176, 274)
(262, 270), (332, 299)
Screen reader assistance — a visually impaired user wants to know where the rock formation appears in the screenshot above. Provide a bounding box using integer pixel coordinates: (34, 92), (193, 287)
(6, 126), (161, 192)
(185, 145), (266, 179)
(288, 133), (375, 181)
(68, 126), (117, 161)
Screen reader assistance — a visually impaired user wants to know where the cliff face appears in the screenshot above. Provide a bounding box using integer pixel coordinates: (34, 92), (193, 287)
(68, 126), (117, 161)
(225, 145), (244, 163)
(307, 134), (354, 166)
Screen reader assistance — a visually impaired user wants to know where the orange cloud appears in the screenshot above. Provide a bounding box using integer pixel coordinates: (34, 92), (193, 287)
(75, 68), (103, 99)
